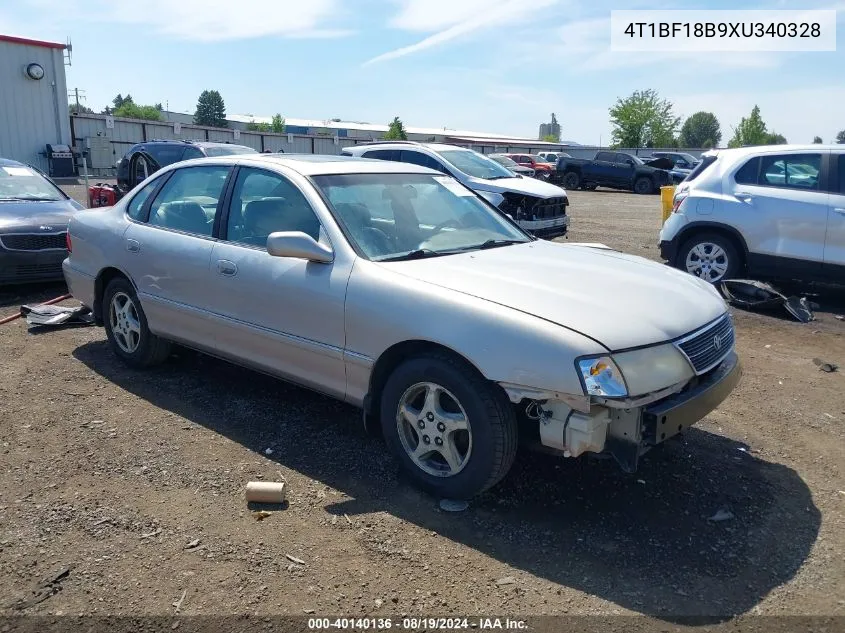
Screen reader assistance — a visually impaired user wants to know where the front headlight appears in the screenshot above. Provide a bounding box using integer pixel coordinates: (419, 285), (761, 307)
(613, 344), (694, 396)
(578, 357), (627, 397)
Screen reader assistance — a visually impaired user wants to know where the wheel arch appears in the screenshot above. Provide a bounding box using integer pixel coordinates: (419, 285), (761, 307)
(93, 266), (137, 325)
(674, 222), (750, 267)
(363, 339), (494, 431)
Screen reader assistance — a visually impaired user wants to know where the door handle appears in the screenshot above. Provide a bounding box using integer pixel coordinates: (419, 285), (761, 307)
(126, 238), (140, 253)
(834, 208), (845, 215)
(217, 259), (237, 276)
(735, 192), (754, 202)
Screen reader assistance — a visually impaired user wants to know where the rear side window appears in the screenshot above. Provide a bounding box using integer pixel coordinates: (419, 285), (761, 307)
(126, 178), (161, 221)
(734, 157), (760, 185)
(595, 152), (614, 161)
(182, 146), (204, 160)
(363, 149), (400, 161)
(686, 155), (718, 183)
(759, 154), (821, 190)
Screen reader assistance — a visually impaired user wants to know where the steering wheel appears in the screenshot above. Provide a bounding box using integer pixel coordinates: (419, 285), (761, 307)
(429, 218), (463, 235)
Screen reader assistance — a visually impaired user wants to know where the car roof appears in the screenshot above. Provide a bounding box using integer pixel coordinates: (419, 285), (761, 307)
(173, 154), (437, 176)
(705, 144), (843, 159)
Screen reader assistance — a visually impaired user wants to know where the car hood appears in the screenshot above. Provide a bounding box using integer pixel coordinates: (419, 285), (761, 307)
(0, 199), (82, 232)
(381, 240), (726, 350)
(468, 175), (566, 198)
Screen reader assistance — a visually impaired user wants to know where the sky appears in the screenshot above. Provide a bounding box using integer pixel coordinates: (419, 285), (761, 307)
(1, 0), (844, 145)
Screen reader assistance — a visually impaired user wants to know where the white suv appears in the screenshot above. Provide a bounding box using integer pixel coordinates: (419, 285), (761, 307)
(659, 145), (845, 283)
(343, 142), (570, 239)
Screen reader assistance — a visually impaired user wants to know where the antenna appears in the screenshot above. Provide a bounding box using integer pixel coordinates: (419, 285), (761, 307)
(64, 37), (72, 66)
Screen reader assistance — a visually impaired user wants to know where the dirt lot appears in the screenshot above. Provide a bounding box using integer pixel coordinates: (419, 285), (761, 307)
(1, 188), (844, 626)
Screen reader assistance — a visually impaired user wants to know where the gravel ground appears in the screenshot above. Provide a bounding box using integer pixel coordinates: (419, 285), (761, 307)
(1, 188), (844, 626)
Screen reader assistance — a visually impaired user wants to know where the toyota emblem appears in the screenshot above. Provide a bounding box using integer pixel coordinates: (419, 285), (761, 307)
(713, 333), (723, 351)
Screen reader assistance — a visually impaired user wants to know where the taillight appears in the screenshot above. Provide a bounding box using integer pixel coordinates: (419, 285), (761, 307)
(672, 193), (687, 213)
(65, 232), (72, 253)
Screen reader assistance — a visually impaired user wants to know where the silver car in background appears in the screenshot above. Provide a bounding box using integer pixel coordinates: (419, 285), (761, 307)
(64, 154), (741, 499)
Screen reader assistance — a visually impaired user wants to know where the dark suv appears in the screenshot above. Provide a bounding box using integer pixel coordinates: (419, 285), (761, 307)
(116, 140), (259, 192)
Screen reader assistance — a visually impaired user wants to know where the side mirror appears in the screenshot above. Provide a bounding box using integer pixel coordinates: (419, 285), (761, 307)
(266, 231), (334, 263)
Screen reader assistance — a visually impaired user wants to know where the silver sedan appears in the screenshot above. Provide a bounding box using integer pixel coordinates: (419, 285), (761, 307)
(64, 155), (740, 499)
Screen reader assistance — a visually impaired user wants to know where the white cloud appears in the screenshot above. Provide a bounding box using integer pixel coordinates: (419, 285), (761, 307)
(20, 0), (348, 41)
(364, 0), (560, 65)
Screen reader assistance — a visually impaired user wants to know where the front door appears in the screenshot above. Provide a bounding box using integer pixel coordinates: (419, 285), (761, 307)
(122, 163), (232, 349)
(206, 166), (350, 399)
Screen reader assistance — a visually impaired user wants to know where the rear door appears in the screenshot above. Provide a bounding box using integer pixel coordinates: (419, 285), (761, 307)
(728, 151), (827, 275)
(825, 152), (845, 274)
(588, 151), (616, 183)
(122, 163), (233, 349)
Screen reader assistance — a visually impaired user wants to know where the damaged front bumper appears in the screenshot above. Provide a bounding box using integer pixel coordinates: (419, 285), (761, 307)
(512, 352), (742, 472)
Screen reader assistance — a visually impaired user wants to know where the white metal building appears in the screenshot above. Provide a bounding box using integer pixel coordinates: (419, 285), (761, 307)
(0, 34), (72, 171)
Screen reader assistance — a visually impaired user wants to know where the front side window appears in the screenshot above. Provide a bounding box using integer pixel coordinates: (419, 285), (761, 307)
(760, 154), (821, 189)
(226, 167), (321, 245)
(147, 165), (230, 236)
(0, 164), (64, 201)
(314, 173), (529, 260)
(400, 150), (446, 173)
(438, 150), (515, 180)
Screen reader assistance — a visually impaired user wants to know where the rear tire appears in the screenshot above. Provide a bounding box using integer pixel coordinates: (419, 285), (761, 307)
(380, 353), (518, 499)
(634, 177), (653, 195)
(676, 233), (742, 283)
(103, 277), (171, 368)
(562, 171), (580, 190)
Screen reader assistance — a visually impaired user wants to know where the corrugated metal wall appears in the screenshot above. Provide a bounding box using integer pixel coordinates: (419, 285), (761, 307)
(70, 114), (711, 174)
(0, 41), (70, 171)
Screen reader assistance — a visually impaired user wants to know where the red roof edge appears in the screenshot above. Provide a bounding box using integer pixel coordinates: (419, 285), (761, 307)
(0, 34), (66, 49)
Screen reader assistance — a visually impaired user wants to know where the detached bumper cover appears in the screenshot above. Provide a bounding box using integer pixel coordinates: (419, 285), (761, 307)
(606, 352), (742, 472)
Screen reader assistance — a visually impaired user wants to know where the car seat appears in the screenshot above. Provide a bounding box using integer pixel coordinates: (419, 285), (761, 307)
(151, 201), (210, 235)
(335, 202), (392, 257)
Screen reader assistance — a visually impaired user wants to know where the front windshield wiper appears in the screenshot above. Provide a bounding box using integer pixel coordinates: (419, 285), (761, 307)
(378, 248), (446, 262)
(485, 175), (515, 180)
(455, 239), (526, 252)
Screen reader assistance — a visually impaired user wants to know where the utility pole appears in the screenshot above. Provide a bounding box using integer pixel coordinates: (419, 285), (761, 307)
(68, 88), (86, 114)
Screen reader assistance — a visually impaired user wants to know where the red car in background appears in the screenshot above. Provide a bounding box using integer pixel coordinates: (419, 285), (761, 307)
(503, 154), (555, 180)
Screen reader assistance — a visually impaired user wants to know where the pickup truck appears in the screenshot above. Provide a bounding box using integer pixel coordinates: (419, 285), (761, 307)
(553, 151), (673, 194)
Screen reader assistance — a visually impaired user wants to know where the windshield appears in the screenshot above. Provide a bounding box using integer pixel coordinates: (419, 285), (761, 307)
(437, 150), (516, 180)
(202, 145), (259, 157)
(628, 155), (645, 165)
(530, 154), (553, 164)
(0, 164), (65, 201)
(679, 153), (698, 164)
(313, 173), (530, 261)
(490, 155), (519, 168)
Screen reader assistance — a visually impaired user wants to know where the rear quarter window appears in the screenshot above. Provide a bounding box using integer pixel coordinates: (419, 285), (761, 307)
(734, 157), (760, 185)
(685, 155), (718, 183)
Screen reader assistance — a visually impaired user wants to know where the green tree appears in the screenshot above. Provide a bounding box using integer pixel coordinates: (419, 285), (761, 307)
(113, 102), (163, 121)
(246, 120), (271, 132)
(541, 134), (559, 143)
(194, 90), (227, 127)
(609, 89), (680, 148)
(383, 116), (408, 140)
(271, 114), (286, 134)
(836, 130), (845, 144)
(813, 135), (823, 144)
(679, 112), (721, 148)
(727, 106), (786, 147)
(112, 94), (133, 110)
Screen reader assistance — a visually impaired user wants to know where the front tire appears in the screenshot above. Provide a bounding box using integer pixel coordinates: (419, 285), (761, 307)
(380, 353), (518, 499)
(103, 277), (171, 368)
(676, 233), (742, 283)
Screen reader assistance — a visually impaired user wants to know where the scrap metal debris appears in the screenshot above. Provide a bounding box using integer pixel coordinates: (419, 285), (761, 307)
(20, 303), (94, 328)
(3, 567), (71, 610)
(720, 279), (815, 323)
(252, 511), (272, 521)
(286, 554), (306, 565)
(813, 358), (839, 373)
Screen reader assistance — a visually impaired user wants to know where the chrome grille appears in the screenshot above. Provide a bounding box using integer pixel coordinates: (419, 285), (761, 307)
(675, 314), (735, 375)
(0, 232), (67, 251)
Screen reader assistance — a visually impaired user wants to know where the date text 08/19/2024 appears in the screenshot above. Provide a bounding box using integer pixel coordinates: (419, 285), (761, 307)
(307, 617), (528, 630)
